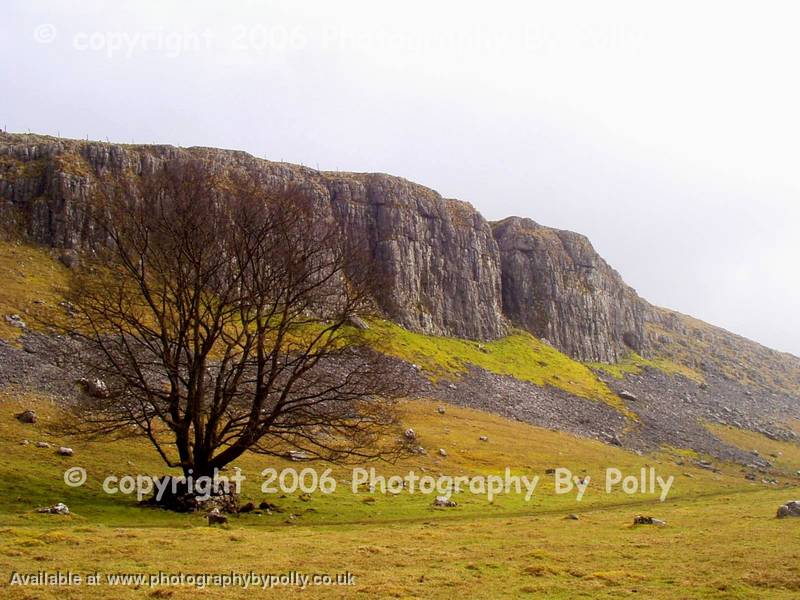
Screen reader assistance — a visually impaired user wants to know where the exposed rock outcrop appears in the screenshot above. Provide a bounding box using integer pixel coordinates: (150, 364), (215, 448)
(0, 133), (504, 341)
(492, 216), (647, 362)
(2, 131), (800, 398)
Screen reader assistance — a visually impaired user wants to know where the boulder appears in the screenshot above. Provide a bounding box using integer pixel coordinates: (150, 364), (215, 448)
(37, 502), (70, 515)
(438, 448), (448, 457)
(633, 515), (666, 526)
(345, 315), (369, 330)
(777, 501), (800, 519)
(5, 314), (27, 329)
(479, 435), (489, 442)
(35, 441), (50, 448)
(433, 496), (456, 508)
(437, 406), (446, 415)
(619, 390), (638, 402)
(287, 450), (311, 461)
(57, 447), (74, 457)
(207, 508), (228, 525)
(59, 250), (79, 269)
(15, 410), (37, 424)
(404, 428), (416, 441)
(78, 377), (110, 398)
(239, 502), (255, 513)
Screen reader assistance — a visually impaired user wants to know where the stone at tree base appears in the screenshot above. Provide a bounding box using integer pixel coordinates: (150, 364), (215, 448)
(206, 508), (228, 525)
(141, 476), (239, 513)
(15, 410), (37, 423)
(777, 501), (800, 519)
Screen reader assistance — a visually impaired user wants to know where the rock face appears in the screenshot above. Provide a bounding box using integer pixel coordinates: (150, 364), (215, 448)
(2, 132), (800, 389)
(0, 133), (504, 341)
(492, 217), (647, 362)
(326, 173), (505, 339)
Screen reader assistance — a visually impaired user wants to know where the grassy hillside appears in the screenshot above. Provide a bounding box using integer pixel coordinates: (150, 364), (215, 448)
(366, 321), (632, 414)
(646, 310), (800, 396)
(0, 241), (69, 342)
(588, 351), (705, 385)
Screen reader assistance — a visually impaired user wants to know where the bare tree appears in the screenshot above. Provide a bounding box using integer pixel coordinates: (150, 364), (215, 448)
(62, 160), (407, 484)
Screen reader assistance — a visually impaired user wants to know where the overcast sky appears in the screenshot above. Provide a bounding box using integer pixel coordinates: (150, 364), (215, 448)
(3, 1), (799, 356)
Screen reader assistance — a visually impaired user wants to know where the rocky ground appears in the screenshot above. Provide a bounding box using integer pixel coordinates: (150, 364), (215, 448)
(3, 330), (798, 473)
(425, 364), (799, 469)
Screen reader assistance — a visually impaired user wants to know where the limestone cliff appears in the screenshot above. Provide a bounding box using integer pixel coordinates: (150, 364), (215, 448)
(2, 132), (800, 398)
(0, 133), (505, 340)
(492, 217), (647, 363)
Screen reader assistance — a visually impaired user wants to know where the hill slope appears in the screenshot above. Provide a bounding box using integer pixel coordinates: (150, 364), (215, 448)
(1, 132), (799, 462)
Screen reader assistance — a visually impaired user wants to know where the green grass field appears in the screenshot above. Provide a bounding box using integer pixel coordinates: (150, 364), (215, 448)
(1, 391), (799, 599)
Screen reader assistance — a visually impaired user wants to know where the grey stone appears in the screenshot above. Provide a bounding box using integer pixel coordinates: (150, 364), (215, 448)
(207, 508), (228, 525)
(777, 501), (800, 519)
(433, 496), (456, 507)
(78, 377), (109, 398)
(15, 409), (37, 423)
(37, 502), (70, 515)
(5, 314), (26, 329)
(345, 315), (369, 330)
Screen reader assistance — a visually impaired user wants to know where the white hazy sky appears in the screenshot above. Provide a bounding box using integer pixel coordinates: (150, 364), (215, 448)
(2, 1), (799, 356)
